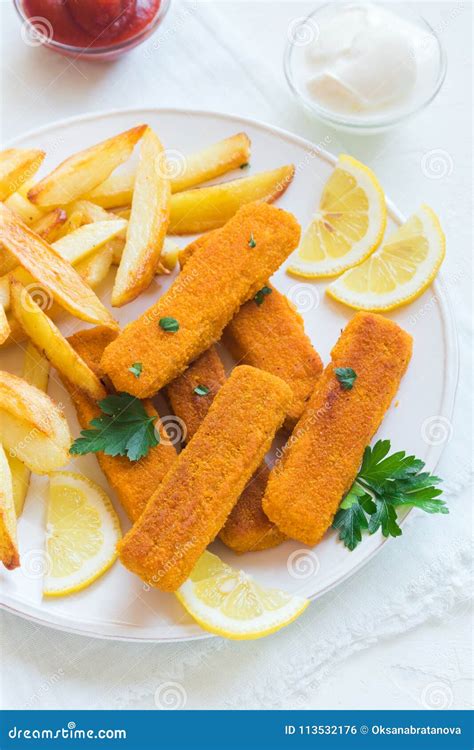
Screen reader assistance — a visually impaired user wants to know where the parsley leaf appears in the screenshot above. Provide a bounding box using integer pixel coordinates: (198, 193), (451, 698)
(159, 317), (179, 332)
(248, 233), (256, 248)
(333, 440), (447, 550)
(70, 393), (159, 462)
(194, 384), (210, 397)
(240, 162), (250, 169)
(335, 367), (357, 390)
(128, 362), (143, 378)
(254, 286), (272, 306)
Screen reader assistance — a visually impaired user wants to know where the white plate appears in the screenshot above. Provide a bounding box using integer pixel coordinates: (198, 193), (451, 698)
(0, 108), (458, 642)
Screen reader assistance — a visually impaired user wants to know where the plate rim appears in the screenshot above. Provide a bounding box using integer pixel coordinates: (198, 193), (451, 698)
(0, 106), (459, 643)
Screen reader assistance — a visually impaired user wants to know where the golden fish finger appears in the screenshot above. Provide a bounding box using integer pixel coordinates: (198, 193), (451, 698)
(118, 365), (292, 591)
(263, 312), (413, 546)
(181, 230), (323, 428)
(100, 202), (301, 397)
(63, 327), (177, 522)
(166, 349), (285, 553)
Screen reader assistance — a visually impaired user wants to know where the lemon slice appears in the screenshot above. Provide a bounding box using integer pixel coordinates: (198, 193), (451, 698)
(44, 472), (121, 597)
(327, 205), (445, 311)
(287, 154), (386, 278)
(177, 551), (309, 640)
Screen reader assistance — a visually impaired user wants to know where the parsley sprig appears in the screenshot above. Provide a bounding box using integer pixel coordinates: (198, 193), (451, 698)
(70, 393), (159, 462)
(333, 440), (447, 550)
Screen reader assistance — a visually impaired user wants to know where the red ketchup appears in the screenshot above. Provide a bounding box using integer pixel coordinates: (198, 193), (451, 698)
(22, 0), (162, 49)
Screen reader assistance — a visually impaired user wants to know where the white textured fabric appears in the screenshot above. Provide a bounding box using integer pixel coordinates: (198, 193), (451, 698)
(0, 0), (472, 710)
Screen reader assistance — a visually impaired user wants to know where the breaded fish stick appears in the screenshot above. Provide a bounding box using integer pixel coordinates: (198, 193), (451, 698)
(263, 312), (413, 546)
(181, 231), (323, 428)
(166, 347), (226, 443)
(63, 327), (177, 522)
(118, 365), (292, 591)
(166, 349), (285, 552)
(100, 202), (301, 397)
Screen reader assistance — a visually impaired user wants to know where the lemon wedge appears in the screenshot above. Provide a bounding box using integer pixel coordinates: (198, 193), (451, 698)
(327, 205), (445, 311)
(177, 551), (309, 640)
(44, 472), (121, 597)
(287, 154), (386, 278)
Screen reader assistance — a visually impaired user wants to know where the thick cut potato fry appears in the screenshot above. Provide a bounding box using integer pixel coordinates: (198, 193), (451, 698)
(76, 245), (113, 287)
(168, 164), (295, 234)
(10, 281), (106, 401)
(8, 343), (50, 516)
(4, 191), (44, 226)
(0, 444), (19, 569)
(85, 171), (135, 209)
(0, 204), (117, 327)
(31, 208), (67, 242)
(0, 370), (71, 474)
(0, 216), (125, 310)
(85, 132), (251, 208)
(169, 132), (251, 192)
(0, 148), (45, 201)
(28, 125), (147, 207)
(51, 218), (127, 264)
(0, 304), (9, 344)
(66, 201), (127, 267)
(112, 127), (171, 306)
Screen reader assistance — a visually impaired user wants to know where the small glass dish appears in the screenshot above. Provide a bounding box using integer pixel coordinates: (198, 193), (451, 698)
(284, 2), (447, 134)
(14, 0), (171, 62)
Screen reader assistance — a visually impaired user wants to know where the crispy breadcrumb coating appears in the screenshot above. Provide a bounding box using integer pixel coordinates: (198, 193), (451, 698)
(181, 230), (322, 429)
(118, 366), (292, 591)
(166, 349), (285, 552)
(100, 202), (301, 397)
(64, 327), (177, 522)
(263, 312), (413, 546)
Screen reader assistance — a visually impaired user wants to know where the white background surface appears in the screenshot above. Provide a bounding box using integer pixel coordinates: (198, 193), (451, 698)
(0, 0), (472, 711)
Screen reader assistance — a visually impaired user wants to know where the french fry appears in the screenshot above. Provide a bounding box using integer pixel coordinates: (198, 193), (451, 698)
(85, 132), (252, 208)
(0, 370), (71, 474)
(0, 304), (10, 344)
(31, 208), (67, 242)
(4, 190), (44, 225)
(8, 343), (50, 516)
(27, 125), (147, 207)
(52, 218), (126, 264)
(1, 190), (45, 275)
(55, 209), (87, 239)
(0, 204), (117, 327)
(112, 127), (171, 306)
(10, 280), (106, 401)
(85, 171), (135, 209)
(0, 148), (45, 201)
(0, 218), (126, 310)
(169, 132), (251, 192)
(0, 444), (19, 569)
(168, 164), (295, 234)
(76, 245), (113, 287)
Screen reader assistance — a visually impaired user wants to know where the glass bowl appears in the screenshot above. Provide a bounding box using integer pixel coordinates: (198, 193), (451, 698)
(14, 0), (171, 61)
(284, 2), (447, 134)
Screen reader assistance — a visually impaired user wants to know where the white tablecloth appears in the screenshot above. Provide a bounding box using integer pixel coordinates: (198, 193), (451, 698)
(1, 0), (472, 711)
